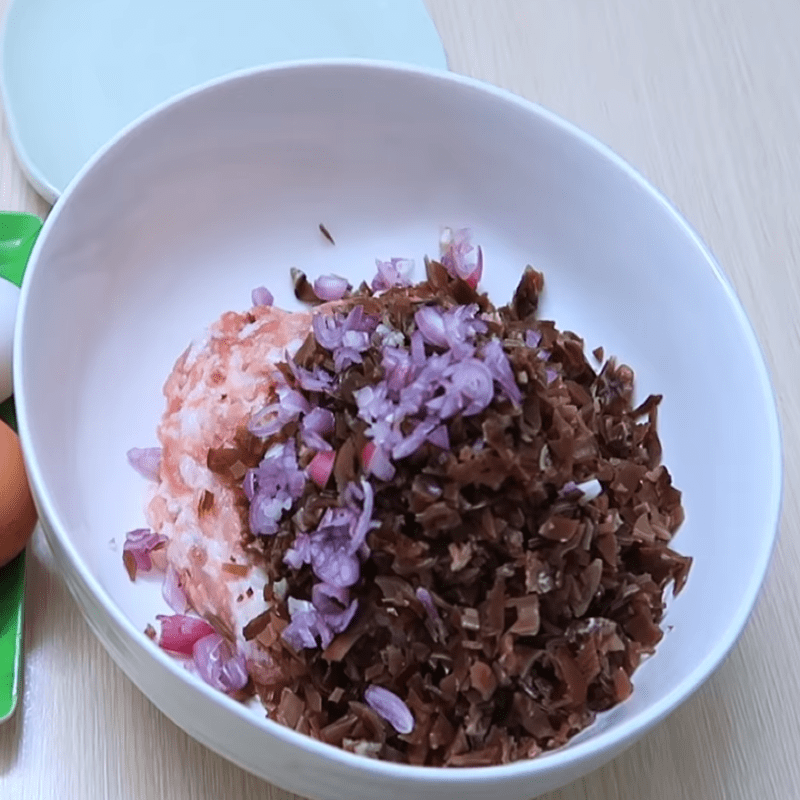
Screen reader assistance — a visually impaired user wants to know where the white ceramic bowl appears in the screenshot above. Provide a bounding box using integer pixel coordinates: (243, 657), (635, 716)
(14, 61), (781, 800)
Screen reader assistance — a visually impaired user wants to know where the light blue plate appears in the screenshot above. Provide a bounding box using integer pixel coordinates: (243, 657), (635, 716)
(0, 0), (448, 202)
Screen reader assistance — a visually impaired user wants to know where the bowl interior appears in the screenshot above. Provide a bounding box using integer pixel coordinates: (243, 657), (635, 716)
(14, 62), (780, 790)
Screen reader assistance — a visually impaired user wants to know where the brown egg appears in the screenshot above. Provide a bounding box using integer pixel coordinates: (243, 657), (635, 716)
(0, 420), (37, 567)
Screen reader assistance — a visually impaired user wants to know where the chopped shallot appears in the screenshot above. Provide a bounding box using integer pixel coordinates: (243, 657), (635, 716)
(126, 447), (162, 482)
(162, 564), (188, 613)
(251, 286), (274, 307)
(439, 227), (482, 288)
(364, 685), (415, 734)
(313, 274), (351, 302)
(193, 633), (249, 692)
(307, 450), (335, 487)
(361, 441), (395, 481)
(372, 257), (414, 292)
(157, 614), (215, 655)
(123, 528), (167, 579)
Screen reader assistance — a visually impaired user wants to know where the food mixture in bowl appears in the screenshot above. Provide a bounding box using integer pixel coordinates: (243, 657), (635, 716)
(124, 230), (691, 766)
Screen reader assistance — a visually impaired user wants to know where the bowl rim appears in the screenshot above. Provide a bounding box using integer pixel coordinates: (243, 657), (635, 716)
(14, 57), (784, 783)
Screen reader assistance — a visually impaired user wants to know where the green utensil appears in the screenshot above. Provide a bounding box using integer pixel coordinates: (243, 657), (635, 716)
(0, 211), (42, 723)
(0, 212), (41, 287)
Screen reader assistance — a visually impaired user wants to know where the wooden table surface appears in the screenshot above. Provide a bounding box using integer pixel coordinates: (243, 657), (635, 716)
(1, 1), (798, 798)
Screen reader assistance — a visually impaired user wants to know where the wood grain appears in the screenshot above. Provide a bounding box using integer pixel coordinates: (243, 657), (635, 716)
(1, 1), (797, 797)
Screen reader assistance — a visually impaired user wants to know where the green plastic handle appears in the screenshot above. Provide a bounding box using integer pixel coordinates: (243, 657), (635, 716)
(0, 211), (42, 723)
(0, 212), (41, 288)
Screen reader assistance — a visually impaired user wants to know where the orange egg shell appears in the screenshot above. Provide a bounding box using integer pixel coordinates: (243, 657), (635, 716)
(0, 420), (37, 567)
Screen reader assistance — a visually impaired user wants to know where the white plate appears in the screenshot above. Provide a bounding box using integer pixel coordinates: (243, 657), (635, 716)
(0, 0), (447, 202)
